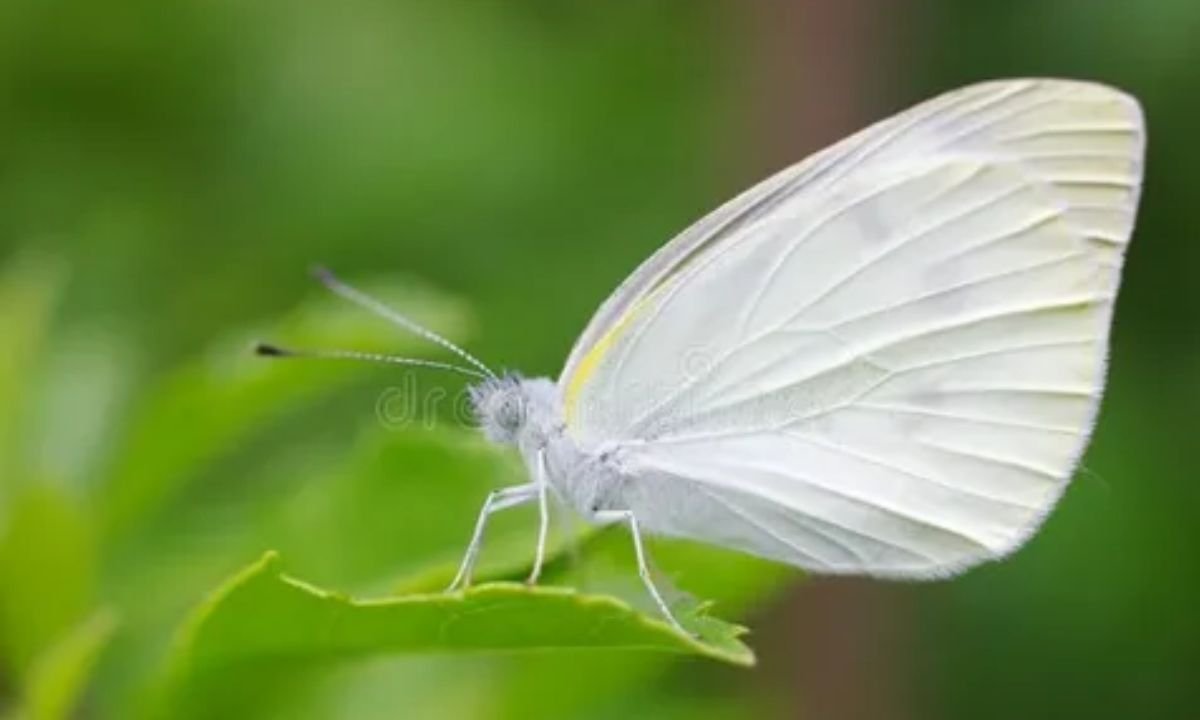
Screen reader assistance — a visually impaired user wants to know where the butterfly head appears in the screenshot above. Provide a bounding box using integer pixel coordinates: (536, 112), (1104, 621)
(469, 372), (530, 445)
(470, 373), (560, 446)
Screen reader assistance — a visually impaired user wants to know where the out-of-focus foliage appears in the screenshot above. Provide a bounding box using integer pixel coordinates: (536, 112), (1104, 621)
(0, 261), (775, 719)
(1, 0), (1198, 718)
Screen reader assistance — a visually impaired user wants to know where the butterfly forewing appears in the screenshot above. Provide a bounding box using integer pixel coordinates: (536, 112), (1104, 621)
(559, 79), (1144, 577)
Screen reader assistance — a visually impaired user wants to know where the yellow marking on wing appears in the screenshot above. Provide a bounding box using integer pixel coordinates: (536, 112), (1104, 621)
(563, 286), (666, 426)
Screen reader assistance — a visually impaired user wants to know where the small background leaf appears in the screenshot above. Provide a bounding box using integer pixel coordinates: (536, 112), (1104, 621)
(22, 611), (117, 720)
(0, 486), (96, 679)
(0, 255), (64, 512)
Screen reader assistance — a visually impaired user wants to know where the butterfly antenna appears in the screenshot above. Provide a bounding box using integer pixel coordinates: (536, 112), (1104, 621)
(311, 266), (497, 378)
(254, 342), (489, 380)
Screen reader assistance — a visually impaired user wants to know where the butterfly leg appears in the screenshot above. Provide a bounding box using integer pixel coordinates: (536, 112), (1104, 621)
(447, 483), (538, 592)
(526, 450), (550, 585)
(594, 510), (687, 634)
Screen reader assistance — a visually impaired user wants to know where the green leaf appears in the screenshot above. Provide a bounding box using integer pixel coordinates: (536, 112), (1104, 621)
(0, 486), (96, 678)
(472, 532), (796, 720)
(27, 324), (138, 494)
(0, 254), (64, 498)
(22, 611), (117, 720)
(156, 551), (752, 717)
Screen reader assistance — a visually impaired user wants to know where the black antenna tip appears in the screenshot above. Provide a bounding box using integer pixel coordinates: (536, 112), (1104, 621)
(254, 342), (292, 358)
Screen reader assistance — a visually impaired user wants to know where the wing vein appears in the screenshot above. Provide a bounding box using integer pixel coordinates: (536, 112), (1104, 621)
(695, 482), (940, 567)
(937, 90), (1070, 147)
(836, 297), (1107, 355)
(740, 455), (995, 551)
(850, 401), (1082, 435)
(782, 429), (1044, 509)
(879, 336), (1098, 377)
(996, 124), (1137, 143)
(917, 437), (1065, 481)
(824, 250), (1087, 331)
(776, 181), (1038, 330)
(655, 450), (993, 554)
(734, 162), (981, 338)
(685, 483), (849, 568)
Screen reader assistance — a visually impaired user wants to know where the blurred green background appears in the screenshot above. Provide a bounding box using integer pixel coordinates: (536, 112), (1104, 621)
(1, 1), (1197, 718)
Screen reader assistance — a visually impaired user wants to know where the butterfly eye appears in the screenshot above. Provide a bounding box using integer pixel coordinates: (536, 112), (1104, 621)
(496, 394), (525, 431)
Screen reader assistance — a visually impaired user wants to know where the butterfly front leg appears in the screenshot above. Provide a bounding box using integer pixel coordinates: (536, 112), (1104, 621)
(592, 509), (687, 634)
(447, 482), (539, 592)
(526, 449), (550, 585)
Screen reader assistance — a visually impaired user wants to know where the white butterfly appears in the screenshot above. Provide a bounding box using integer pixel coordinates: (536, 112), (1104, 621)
(262, 79), (1145, 632)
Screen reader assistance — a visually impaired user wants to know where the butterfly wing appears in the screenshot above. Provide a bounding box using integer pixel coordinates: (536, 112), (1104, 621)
(559, 79), (1144, 576)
